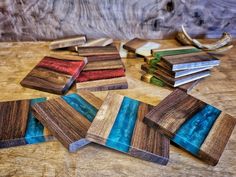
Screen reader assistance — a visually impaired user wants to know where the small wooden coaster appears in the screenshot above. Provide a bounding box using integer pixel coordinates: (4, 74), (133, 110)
(86, 93), (170, 165)
(144, 89), (236, 165)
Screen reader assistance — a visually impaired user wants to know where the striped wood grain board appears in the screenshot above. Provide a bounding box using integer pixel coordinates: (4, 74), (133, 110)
(20, 56), (87, 95)
(76, 77), (128, 92)
(144, 89), (236, 165)
(0, 97), (54, 149)
(49, 35), (86, 50)
(32, 91), (102, 152)
(86, 93), (170, 165)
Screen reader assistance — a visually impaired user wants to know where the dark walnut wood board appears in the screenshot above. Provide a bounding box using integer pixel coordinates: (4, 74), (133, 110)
(144, 89), (236, 166)
(86, 92), (170, 165)
(0, 97), (54, 149)
(32, 91), (102, 152)
(20, 56), (87, 95)
(77, 46), (119, 57)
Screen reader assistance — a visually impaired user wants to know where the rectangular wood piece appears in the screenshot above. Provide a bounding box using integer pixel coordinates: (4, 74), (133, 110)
(20, 56), (87, 94)
(77, 46), (119, 57)
(49, 35), (86, 50)
(144, 89), (236, 165)
(0, 97), (54, 149)
(161, 52), (220, 71)
(32, 91), (102, 152)
(86, 92), (170, 165)
(76, 77), (128, 91)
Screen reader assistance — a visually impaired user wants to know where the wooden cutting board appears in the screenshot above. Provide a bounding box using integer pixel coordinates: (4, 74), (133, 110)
(86, 93), (170, 165)
(161, 52), (220, 71)
(83, 59), (124, 71)
(20, 56), (87, 95)
(0, 97), (54, 149)
(144, 89), (236, 166)
(32, 91), (102, 152)
(76, 77), (128, 91)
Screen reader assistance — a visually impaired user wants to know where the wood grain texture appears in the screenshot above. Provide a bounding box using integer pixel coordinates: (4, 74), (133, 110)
(162, 52), (220, 71)
(76, 77), (128, 92)
(1, 0), (236, 42)
(20, 56), (87, 94)
(152, 69), (210, 87)
(49, 36), (86, 50)
(144, 89), (236, 165)
(77, 46), (119, 57)
(86, 93), (169, 165)
(0, 97), (53, 149)
(123, 38), (147, 52)
(1, 40), (236, 176)
(142, 63), (212, 78)
(81, 38), (113, 47)
(83, 60), (124, 71)
(76, 68), (125, 82)
(141, 73), (201, 92)
(85, 54), (121, 62)
(32, 92), (102, 152)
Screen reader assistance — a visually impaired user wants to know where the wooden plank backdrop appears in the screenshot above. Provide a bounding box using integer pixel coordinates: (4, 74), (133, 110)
(0, 0), (236, 41)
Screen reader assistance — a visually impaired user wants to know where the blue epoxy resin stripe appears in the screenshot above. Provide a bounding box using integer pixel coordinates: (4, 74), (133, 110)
(172, 104), (221, 155)
(106, 97), (140, 153)
(62, 93), (98, 122)
(25, 98), (46, 144)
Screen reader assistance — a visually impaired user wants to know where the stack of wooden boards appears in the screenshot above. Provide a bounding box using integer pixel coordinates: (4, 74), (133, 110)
(20, 36), (128, 94)
(1, 89), (235, 166)
(140, 46), (220, 90)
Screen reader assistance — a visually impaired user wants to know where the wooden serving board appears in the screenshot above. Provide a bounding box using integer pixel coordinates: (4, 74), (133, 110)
(76, 77), (128, 91)
(86, 93), (170, 165)
(162, 52), (220, 71)
(81, 38), (113, 47)
(49, 35), (86, 50)
(0, 97), (54, 149)
(20, 56), (87, 95)
(32, 91), (102, 152)
(144, 89), (236, 166)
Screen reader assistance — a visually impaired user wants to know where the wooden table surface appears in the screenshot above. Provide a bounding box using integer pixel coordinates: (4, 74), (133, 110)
(0, 40), (235, 177)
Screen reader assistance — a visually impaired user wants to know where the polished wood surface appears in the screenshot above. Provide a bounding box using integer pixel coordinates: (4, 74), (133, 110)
(0, 40), (236, 176)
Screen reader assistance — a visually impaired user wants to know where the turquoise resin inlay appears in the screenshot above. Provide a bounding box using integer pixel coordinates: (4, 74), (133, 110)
(172, 104), (221, 155)
(106, 97), (140, 153)
(62, 93), (98, 122)
(25, 97), (46, 144)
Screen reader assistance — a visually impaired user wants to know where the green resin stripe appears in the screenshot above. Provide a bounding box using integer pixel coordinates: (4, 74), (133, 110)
(62, 93), (98, 122)
(25, 97), (47, 144)
(172, 104), (221, 155)
(151, 48), (201, 65)
(106, 97), (140, 153)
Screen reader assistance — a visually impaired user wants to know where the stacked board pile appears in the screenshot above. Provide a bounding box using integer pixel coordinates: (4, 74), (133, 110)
(76, 45), (128, 91)
(20, 36), (128, 95)
(140, 46), (220, 90)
